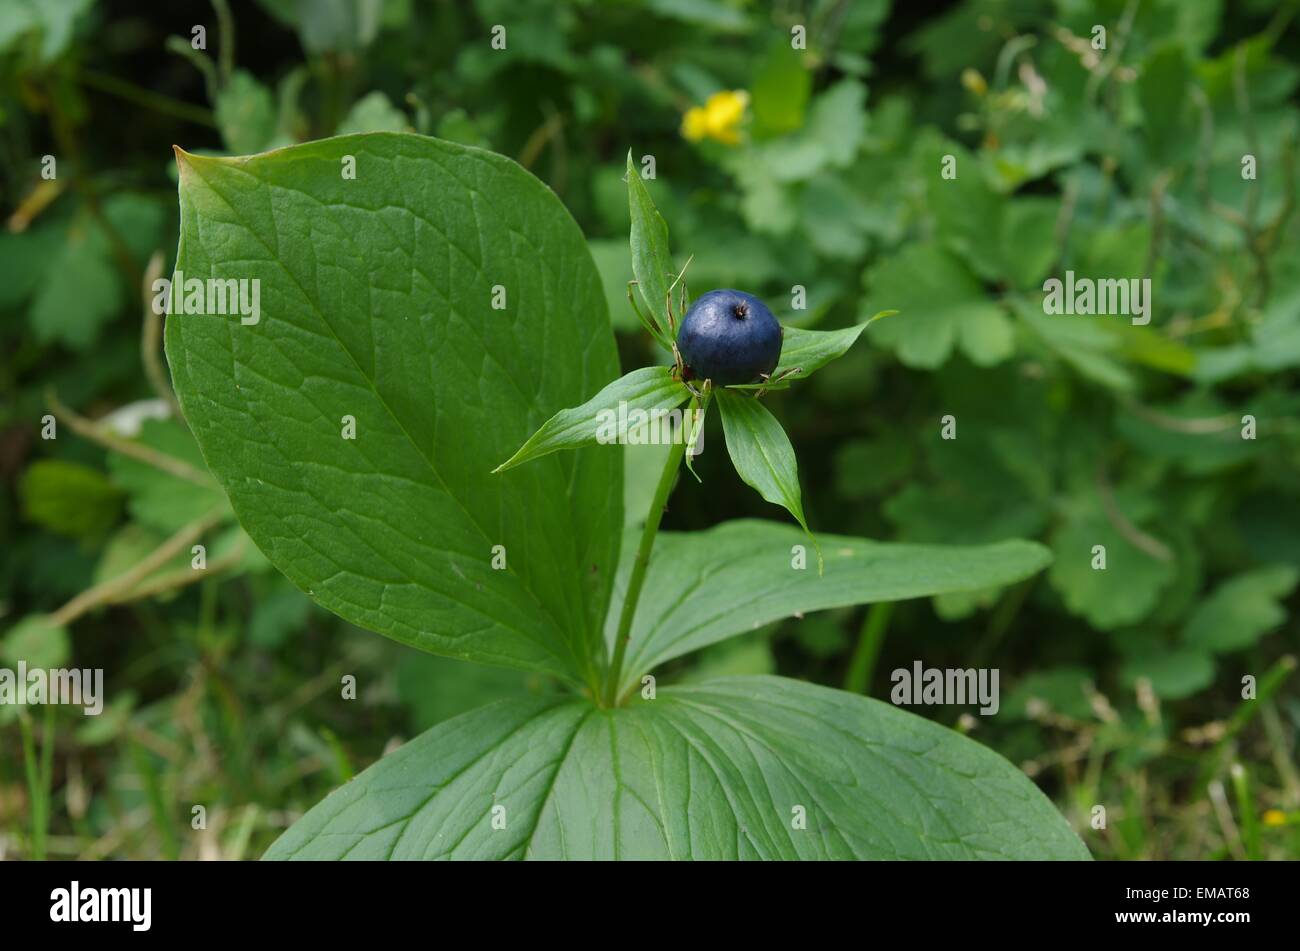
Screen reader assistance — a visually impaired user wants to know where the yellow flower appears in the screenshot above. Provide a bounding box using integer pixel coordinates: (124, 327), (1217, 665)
(681, 106), (710, 142)
(1263, 809), (1287, 827)
(681, 90), (749, 145)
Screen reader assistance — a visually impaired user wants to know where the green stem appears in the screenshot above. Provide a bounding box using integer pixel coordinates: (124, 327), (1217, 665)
(19, 706), (55, 861)
(79, 69), (217, 127)
(1231, 763), (1261, 861)
(844, 601), (893, 694)
(604, 436), (687, 706)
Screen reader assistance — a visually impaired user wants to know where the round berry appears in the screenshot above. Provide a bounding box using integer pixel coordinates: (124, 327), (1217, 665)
(676, 289), (783, 386)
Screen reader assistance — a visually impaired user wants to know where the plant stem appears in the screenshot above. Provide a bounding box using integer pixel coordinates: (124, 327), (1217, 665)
(48, 507), (228, 626)
(79, 69), (217, 127)
(140, 251), (182, 419)
(844, 601), (893, 694)
(603, 437), (686, 706)
(19, 706), (55, 860)
(1230, 763), (1261, 860)
(19, 713), (40, 859)
(45, 388), (216, 487)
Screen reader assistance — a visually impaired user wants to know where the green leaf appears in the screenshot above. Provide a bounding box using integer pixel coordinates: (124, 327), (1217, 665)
(1121, 648), (1215, 700)
(165, 134), (621, 688)
(921, 138), (1059, 289)
(806, 79), (867, 167)
(1013, 298), (1137, 392)
(1182, 565), (1300, 654)
(248, 584), (314, 649)
(94, 523), (170, 590)
(396, 652), (533, 732)
(622, 438), (674, 529)
(287, 0), (384, 54)
(336, 91), (409, 135)
(716, 391), (818, 568)
(863, 244), (1013, 369)
(1, 615), (70, 669)
(19, 459), (123, 540)
(1115, 393), (1256, 476)
(22, 195), (162, 350)
(680, 637), (776, 680)
(28, 218), (120, 350)
(604, 520), (1053, 695)
(494, 366), (688, 472)
(1003, 667), (1094, 720)
(1138, 44), (1193, 164)
(922, 139), (1005, 283)
(0, 0), (92, 61)
(643, 0), (749, 30)
(0, 224), (60, 308)
(586, 237), (640, 333)
(799, 175), (871, 260)
(106, 419), (229, 533)
(751, 43), (811, 138)
(774, 316), (892, 381)
(1001, 197), (1060, 289)
(626, 151), (676, 342)
(265, 676), (1088, 860)
(1048, 506), (1176, 630)
(214, 70), (277, 155)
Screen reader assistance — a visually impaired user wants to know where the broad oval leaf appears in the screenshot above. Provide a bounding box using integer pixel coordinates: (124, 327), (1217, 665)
(605, 520), (1053, 695)
(264, 676), (1089, 860)
(494, 365), (688, 472)
(165, 133), (621, 688)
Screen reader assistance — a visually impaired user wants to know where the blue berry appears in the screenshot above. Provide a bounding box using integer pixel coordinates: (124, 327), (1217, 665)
(676, 289), (783, 386)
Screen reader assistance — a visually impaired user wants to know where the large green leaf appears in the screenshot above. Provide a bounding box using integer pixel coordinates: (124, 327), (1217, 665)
(604, 520), (1053, 695)
(494, 365), (688, 472)
(165, 133), (621, 688)
(265, 676), (1088, 860)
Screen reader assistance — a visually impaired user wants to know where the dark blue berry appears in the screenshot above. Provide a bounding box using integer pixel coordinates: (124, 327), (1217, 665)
(676, 289), (783, 386)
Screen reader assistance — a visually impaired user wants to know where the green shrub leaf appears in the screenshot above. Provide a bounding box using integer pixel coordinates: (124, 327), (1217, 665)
(165, 133), (621, 689)
(19, 459), (123, 540)
(264, 676), (1089, 860)
(716, 391), (819, 567)
(626, 151), (677, 342)
(604, 520), (1053, 694)
(862, 243), (1013, 369)
(494, 366), (688, 472)
(773, 315), (893, 381)
(1182, 565), (1300, 654)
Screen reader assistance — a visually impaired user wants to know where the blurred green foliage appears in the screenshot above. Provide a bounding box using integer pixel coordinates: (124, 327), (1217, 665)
(1, 0), (1298, 860)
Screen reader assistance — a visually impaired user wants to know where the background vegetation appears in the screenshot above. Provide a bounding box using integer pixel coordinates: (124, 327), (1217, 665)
(2, 0), (1298, 860)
